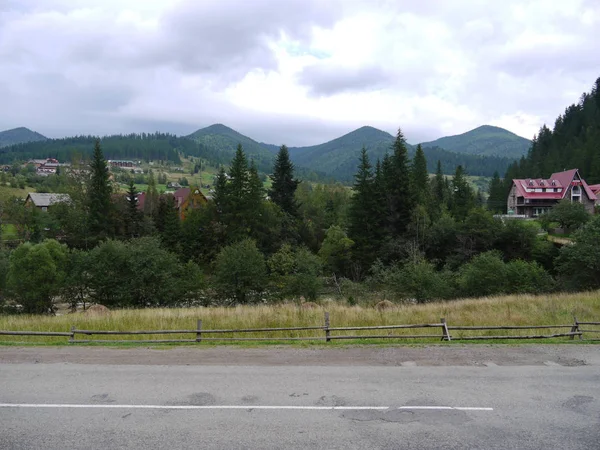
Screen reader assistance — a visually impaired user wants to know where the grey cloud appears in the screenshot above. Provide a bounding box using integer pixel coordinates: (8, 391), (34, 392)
(298, 64), (392, 96)
(63, 0), (341, 81)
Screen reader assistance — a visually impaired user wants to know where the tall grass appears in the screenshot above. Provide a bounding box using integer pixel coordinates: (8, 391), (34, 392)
(1, 291), (599, 344)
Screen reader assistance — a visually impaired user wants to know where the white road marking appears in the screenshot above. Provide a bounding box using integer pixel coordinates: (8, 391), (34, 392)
(0, 403), (493, 411)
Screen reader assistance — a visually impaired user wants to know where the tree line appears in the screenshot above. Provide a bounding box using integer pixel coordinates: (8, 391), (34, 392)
(1, 134), (599, 314)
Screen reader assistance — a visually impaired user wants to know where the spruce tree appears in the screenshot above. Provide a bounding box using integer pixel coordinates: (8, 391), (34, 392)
(144, 170), (159, 217)
(384, 128), (415, 235)
(212, 167), (228, 214)
(411, 144), (430, 207)
(226, 144), (250, 240)
(451, 165), (474, 220)
(248, 160), (264, 209)
(433, 160), (446, 203)
(269, 145), (300, 216)
(159, 196), (181, 252)
(126, 179), (140, 237)
(487, 171), (506, 213)
(348, 147), (378, 273)
(88, 139), (113, 238)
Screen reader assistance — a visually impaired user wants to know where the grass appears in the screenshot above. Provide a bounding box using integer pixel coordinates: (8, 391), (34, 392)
(1, 291), (599, 345)
(0, 185), (29, 201)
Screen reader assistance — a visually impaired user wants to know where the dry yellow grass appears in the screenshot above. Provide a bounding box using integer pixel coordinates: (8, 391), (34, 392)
(1, 291), (599, 344)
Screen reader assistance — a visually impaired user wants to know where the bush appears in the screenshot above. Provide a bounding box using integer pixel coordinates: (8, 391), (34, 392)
(7, 240), (68, 313)
(458, 251), (508, 297)
(555, 215), (600, 290)
(505, 260), (555, 294)
(268, 245), (322, 300)
(375, 259), (454, 303)
(86, 237), (204, 307)
(214, 239), (267, 304)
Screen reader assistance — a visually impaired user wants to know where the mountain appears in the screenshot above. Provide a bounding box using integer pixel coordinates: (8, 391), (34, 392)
(0, 127), (47, 148)
(186, 124), (276, 173)
(287, 126), (397, 181)
(281, 126), (514, 181)
(420, 125), (531, 158)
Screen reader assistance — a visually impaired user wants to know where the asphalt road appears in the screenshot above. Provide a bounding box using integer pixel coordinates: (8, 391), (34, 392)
(1, 349), (599, 449)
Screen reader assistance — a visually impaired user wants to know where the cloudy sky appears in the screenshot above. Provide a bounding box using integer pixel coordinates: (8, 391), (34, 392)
(1, 0), (599, 146)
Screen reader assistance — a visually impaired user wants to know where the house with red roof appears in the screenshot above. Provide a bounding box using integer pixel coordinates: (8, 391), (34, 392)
(589, 184), (600, 207)
(507, 169), (597, 217)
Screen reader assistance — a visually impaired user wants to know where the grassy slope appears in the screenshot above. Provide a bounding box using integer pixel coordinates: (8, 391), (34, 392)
(1, 291), (598, 344)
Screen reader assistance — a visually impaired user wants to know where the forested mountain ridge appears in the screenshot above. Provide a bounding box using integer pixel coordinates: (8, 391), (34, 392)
(185, 124), (276, 173)
(0, 123), (521, 181)
(0, 127), (47, 148)
(420, 125), (531, 158)
(0, 133), (187, 164)
(280, 126), (515, 181)
(504, 77), (600, 186)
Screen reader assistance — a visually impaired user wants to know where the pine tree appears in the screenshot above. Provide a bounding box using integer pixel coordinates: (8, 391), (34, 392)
(269, 145), (300, 216)
(383, 128), (415, 235)
(228, 144), (249, 202)
(226, 144), (250, 240)
(144, 170), (159, 216)
(126, 179), (140, 237)
(411, 144), (430, 207)
(212, 167), (228, 214)
(248, 160), (264, 209)
(433, 160), (447, 205)
(450, 165), (474, 220)
(487, 171), (506, 213)
(348, 147), (379, 273)
(88, 139), (113, 238)
(159, 196), (181, 252)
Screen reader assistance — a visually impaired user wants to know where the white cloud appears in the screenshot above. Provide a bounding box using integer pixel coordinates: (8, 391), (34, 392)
(0, 0), (599, 145)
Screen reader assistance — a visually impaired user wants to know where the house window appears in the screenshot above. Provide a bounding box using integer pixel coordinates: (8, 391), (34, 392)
(41, 206), (47, 212)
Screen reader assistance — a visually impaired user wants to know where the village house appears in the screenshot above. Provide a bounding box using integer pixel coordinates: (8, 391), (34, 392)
(25, 193), (72, 212)
(507, 169), (597, 217)
(589, 184), (600, 207)
(108, 160), (138, 168)
(24, 158), (71, 176)
(132, 186), (208, 219)
(173, 187), (208, 220)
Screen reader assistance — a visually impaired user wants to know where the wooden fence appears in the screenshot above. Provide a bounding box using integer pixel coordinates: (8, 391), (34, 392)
(1, 314), (599, 344)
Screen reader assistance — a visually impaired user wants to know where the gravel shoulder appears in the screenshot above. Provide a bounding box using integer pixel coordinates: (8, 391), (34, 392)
(0, 344), (598, 366)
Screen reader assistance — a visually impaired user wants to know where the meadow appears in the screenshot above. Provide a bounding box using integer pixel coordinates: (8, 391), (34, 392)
(1, 291), (598, 344)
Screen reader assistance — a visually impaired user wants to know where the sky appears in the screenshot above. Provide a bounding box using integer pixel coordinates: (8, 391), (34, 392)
(1, 0), (599, 146)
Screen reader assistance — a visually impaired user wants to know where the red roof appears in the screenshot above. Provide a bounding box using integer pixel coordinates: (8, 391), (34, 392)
(512, 169), (597, 201)
(589, 184), (600, 195)
(173, 187), (190, 208)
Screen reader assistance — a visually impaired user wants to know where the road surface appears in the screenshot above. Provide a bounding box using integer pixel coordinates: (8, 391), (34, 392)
(1, 345), (598, 449)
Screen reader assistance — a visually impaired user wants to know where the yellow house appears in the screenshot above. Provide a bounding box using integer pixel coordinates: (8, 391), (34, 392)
(173, 186), (208, 220)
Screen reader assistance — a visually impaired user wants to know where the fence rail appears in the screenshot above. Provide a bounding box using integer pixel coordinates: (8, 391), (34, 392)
(0, 315), (598, 344)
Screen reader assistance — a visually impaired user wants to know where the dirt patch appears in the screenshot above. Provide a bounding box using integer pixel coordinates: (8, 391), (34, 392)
(0, 345), (598, 367)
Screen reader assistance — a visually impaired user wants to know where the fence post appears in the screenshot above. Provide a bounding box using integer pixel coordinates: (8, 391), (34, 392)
(570, 317), (581, 340)
(441, 318), (451, 341)
(324, 312), (331, 342)
(69, 325), (75, 344)
(196, 319), (202, 343)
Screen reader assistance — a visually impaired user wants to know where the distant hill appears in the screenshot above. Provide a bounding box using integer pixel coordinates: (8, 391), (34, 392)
(0, 123), (520, 183)
(420, 125), (531, 158)
(0, 127), (47, 148)
(286, 126), (397, 181)
(185, 124), (277, 173)
(272, 126), (514, 181)
(189, 124), (517, 181)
